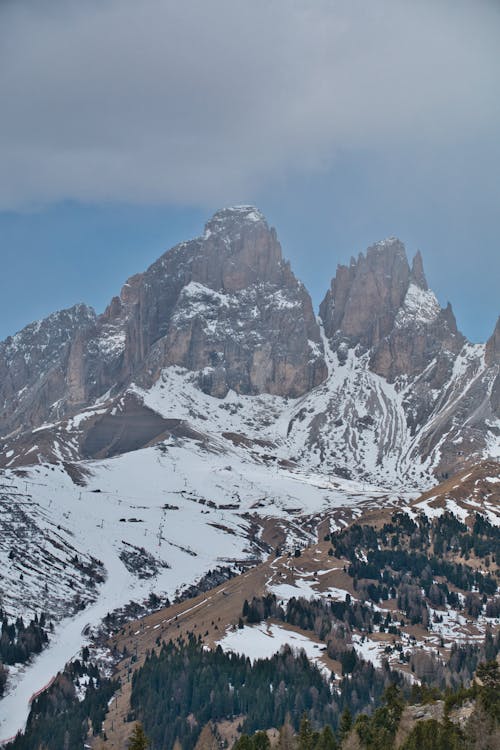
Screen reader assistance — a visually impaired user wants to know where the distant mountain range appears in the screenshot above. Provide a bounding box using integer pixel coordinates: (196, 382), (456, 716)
(1, 205), (498, 486)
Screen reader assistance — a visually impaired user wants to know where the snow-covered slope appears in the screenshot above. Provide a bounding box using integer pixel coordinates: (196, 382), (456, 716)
(3, 349), (496, 739)
(1, 335), (497, 493)
(0, 419), (407, 740)
(1, 416), (402, 618)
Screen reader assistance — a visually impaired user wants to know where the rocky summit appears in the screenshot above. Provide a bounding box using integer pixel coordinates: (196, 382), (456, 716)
(0, 207), (498, 484)
(0, 207), (326, 438)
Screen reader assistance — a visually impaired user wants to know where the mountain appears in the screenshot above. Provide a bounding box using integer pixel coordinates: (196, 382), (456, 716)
(0, 208), (498, 486)
(0, 207), (499, 742)
(0, 207), (325, 441)
(315, 237), (499, 482)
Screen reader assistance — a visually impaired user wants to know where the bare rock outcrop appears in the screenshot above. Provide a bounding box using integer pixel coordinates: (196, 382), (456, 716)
(315, 239), (498, 481)
(320, 237), (464, 385)
(486, 316), (500, 417)
(122, 206), (327, 397)
(486, 316), (500, 366)
(320, 238), (411, 352)
(0, 304), (97, 434)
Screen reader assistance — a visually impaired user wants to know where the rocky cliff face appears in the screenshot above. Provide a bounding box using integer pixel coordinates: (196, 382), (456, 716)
(320, 238), (412, 351)
(0, 304), (97, 434)
(119, 206), (326, 398)
(485, 316), (500, 367)
(320, 237), (464, 383)
(315, 239), (498, 480)
(0, 207), (326, 437)
(0, 213), (497, 487)
(486, 317), (500, 417)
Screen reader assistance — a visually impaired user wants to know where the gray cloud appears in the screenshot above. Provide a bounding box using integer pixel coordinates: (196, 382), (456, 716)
(0, 0), (499, 208)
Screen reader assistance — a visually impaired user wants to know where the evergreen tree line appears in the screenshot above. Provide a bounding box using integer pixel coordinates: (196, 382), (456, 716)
(241, 594), (408, 716)
(326, 511), (499, 620)
(242, 594), (500, 691)
(129, 633), (410, 750)
(234, 713), (342, 750)
(130, 634), (340, 750)
(236, 661), (500, 750)
(332, 510), (500, 564)
(6, 657), (117, 750)
(242, 594), (376, 638)
(0, 609), (50, 666)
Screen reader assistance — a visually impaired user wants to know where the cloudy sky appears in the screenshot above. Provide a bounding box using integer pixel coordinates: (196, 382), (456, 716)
(1, 0), (499, 341)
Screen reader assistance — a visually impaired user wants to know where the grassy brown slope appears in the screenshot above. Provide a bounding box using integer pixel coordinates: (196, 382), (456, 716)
(92, 522), (349, 749)
(411, 459), (500, 522)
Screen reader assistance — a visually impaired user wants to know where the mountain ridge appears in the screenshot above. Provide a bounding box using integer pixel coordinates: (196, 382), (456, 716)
(0, 206), (498, 485)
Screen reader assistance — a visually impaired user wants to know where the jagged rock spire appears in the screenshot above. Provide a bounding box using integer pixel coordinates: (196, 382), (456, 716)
(319, 237), (412, 348)
(486, 315), (500, 366)
(319, 237), (465, 386)
(410, 250), (428, 290)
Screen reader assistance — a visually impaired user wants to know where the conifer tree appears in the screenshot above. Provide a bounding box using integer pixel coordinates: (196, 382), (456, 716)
(128, 722), (150, 750)
(253, 731), (270, 750)
(338, 708), (352, 743)
(298, 714), (313, 750)
(315, 725), (338, 750)
(234, 735), (253, 750)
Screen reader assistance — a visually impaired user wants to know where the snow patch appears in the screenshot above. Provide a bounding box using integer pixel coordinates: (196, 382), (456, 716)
(395, 284), (440, 327)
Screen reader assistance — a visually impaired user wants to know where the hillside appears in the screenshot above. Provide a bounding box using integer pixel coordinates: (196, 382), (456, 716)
(3, 493), (500, 748)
